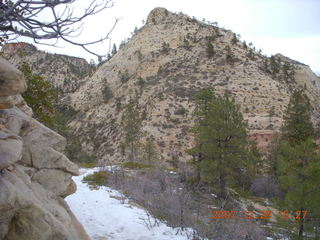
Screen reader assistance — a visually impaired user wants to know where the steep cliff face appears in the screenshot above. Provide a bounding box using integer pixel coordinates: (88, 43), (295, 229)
(0, 58), (89, 239)
(65, 8), (320, 163)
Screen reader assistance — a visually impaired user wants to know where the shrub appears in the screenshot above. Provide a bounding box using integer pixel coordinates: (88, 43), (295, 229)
(119, 70), (130, 83)
(101, 82), (113, 103)
(121, 161), (152, 169)
(207, 41), (215, 57)
(249, 176), (283, 198)
(82, 171), (109, 188)
(225, 46), (235, 64)
(174, 107), (187, 115)
(160, 42), (170, 54)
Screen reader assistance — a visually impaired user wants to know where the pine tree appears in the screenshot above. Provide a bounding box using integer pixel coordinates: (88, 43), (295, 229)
(275, 90), (320, 239)
(187, 88), (216, 183)
(282, 90), (315, 144)
(190, 88), (252, 197)
(142, 138), (158, 163)
(111, 43), (117, 56)
(121, 99), (143, 160)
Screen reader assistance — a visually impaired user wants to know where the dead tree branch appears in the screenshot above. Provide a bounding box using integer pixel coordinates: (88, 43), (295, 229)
(0, 0), (118, 58)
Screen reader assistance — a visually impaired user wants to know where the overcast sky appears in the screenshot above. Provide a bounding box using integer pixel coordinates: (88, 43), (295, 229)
(25, 0), (320, 75)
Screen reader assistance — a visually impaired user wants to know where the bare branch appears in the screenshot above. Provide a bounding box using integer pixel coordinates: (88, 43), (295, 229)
(0, 0), (117, 58)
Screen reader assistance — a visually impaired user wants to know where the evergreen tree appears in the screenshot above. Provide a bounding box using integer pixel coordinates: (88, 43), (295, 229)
(111, 43), (117, 56)
(188, 88), (216, 183)
(231, 33), (238, 44)
(19, 62), (57, 128)
(142, 138), (158, 163)
(282, 90), (315, 144)
(274, 90), (320, 239)
(270, 55), (280, 75)
(207, 41), (215, 57)
(121, 99), (143, 160)
(190, 88), (252, 197)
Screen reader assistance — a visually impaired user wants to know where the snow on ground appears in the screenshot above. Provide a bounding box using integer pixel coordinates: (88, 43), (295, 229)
(66, 168), (193, 240)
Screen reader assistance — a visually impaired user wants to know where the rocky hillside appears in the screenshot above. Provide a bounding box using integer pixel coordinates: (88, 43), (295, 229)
(2, 42), (95, 94)
(66, 8), (320, 164)
(0, 58), (89, 239)
(4, 8), (320, 165)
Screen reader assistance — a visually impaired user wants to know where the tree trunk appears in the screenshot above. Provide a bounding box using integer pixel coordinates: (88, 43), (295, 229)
(219, 173), (226, 198)
(298, 208), (304, 240)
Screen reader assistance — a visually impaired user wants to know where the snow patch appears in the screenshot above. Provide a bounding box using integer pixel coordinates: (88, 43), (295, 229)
(66, 168), (193, 240)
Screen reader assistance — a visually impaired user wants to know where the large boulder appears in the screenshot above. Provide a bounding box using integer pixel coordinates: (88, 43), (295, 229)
(0, 129), (23, 170)
(0, 59), (89, 239)
(32, 169), (74, 197)
(0, 58), (27, 97)
(0, 167), (89, 240)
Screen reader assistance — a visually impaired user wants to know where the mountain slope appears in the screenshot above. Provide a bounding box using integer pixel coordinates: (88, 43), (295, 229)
(66, 8), (320, 164)
(2, 42), (95, 94)
(3, 8), (320, 164)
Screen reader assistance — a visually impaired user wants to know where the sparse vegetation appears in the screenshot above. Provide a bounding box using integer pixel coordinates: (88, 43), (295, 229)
(121, 161), (152, 169)
(82, 171), (109, 188)
(207, 41), (215, 57)
(119, 69), (130, 83)
(101, 81), (113, 103)
(225, 45), (235, 64)
(231, 33), (238, 44)
(160, 42), (170, 54)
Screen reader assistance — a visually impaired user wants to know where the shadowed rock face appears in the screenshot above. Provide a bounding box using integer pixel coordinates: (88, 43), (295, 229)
(0, 57), (90, 240)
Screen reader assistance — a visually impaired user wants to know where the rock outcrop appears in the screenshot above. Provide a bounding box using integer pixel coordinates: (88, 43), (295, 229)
(0, 57), (89, 240)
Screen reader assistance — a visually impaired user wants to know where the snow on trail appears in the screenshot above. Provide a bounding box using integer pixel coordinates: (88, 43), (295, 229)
(66, 168), (192, 240)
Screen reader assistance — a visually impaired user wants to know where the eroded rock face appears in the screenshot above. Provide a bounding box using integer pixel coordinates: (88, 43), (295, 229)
(0, 58), (90, 240)
(0, 58), (27, 97)
(0, 130), (23, 169)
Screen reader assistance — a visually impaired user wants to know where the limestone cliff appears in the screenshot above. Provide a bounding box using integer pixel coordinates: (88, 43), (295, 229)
(0, 58), (89, 239)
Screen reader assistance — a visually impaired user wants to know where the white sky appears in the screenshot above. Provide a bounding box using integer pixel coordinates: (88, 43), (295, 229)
(23, 0), (320, 75)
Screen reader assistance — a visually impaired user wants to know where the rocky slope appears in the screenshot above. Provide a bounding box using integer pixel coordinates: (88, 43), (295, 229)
(66, 8), (320, 164)
(2, 42), (95, 94)
(3, 8), (320, 165)
(0, 58), (89, 239)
